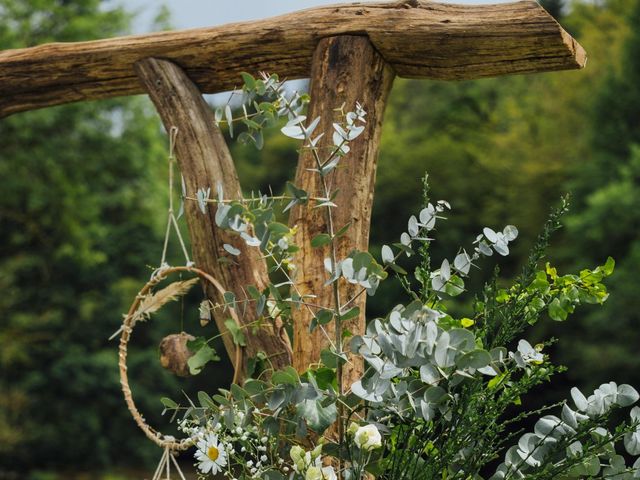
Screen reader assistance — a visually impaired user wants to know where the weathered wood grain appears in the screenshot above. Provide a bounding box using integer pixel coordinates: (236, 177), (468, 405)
(288, 36), (395, 389)
(135, 58), (293, 379)
(0, 0), (585, 118)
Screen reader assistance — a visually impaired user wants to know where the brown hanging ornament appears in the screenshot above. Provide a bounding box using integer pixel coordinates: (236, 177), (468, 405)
(159, 332), (195, 377)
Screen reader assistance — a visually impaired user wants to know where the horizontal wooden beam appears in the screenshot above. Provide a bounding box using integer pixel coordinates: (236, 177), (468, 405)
(0, 0), (586, 118)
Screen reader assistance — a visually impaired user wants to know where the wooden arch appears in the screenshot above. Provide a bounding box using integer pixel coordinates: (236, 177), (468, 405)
(0, 0), (586, 387)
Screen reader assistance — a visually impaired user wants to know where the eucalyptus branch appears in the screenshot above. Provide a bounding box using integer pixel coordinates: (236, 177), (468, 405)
(165, 73), (635, 480)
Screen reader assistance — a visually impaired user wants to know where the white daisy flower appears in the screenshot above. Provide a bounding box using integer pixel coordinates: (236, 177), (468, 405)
(195, 433), (228, 475)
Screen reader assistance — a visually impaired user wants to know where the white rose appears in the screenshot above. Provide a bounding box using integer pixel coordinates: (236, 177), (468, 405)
(321, 466), (337, 480)
(305, 465), (337, 480)
(306, 466), (323, 480)
(354, 424), (382, 451)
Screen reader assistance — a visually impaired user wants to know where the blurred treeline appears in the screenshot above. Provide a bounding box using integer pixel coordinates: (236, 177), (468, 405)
(0, 0), (638, 477)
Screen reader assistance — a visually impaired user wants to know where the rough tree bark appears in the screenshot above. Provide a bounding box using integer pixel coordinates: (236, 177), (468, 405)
(135, 58), (292, 379)
(288, 36), (395, 387)
(0, 0), (585, 118)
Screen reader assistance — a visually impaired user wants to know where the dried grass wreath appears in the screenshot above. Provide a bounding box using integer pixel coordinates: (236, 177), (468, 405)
(118, 265), (242, 455)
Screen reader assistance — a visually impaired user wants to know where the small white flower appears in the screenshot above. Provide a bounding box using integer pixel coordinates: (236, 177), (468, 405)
(194, 433), (228, 475)
(354, 424), (382, 451)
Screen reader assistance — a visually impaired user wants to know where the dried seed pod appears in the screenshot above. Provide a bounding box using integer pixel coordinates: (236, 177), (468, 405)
(199, 300), (211, 327)
(159, 332), (195, 377)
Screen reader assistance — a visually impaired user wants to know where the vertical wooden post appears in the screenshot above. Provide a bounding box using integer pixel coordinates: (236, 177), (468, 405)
(135, 58), (292, 379)
(289, 36), (395, 386)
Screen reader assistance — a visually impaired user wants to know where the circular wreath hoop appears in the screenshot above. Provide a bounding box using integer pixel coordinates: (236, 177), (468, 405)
(118, 265), (242, 451)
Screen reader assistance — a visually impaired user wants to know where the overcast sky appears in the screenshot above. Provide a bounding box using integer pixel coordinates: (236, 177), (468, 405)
(120, 0), (513, 33)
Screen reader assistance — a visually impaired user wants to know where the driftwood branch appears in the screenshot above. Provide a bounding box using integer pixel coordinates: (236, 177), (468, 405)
(289, 36), (395, 387)
(135, 58), (292, 379)
(0, 0), (585, 117)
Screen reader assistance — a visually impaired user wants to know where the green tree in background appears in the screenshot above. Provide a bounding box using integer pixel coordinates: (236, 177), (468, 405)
(0, 0), (219, 475)
(540, 0), (566, 20)
(557, 0), (640, 391)
(372, 0), (640, 407)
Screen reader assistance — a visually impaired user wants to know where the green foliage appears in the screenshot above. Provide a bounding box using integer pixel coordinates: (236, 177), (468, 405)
(169, 71), (640, 480)
(0, 0), (227, 474)
(178, 155), (639, 479)
(246, 1), (640, 447)
(188, 337), (221, 375)
(556, 0), (640, 393)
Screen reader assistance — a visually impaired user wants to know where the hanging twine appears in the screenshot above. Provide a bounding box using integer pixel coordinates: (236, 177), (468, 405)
(151, 446), (188, 480)
(118, 265), (243, 451)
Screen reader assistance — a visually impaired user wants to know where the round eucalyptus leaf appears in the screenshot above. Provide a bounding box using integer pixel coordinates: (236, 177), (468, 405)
(408, 215), (419, 236)
(504, 446), (521, 468)
(483, 227), (498, 243)
(381, 244), (394, 264)
(434, 331), (453, 368)
(440, 259), (451, 281)
(517, 433), (539, 456)
(424, 385), (447, 404)
(566, 440), (583, 458)
(617, 384), (639, 407)
(419, 207), (435, 226)
(432, 275), (446, 293)
(457, 349), (492, 370)
(561, 404), (578, 429)
(490, 347), (508, 363)
(534, 415), (561, 437)
(624, 432), (640, 456)
(492, 241), (509, 256)
(341, 258), (355, 279)
(223, 243), (241, 256)
(478, 241), (493, 256)
(454, 252), (472, 275)
(503, 225), (519, 241)
(420, 364), (440, 385)
(571, 387), (589, 411)
(448, 328), (476, 351)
